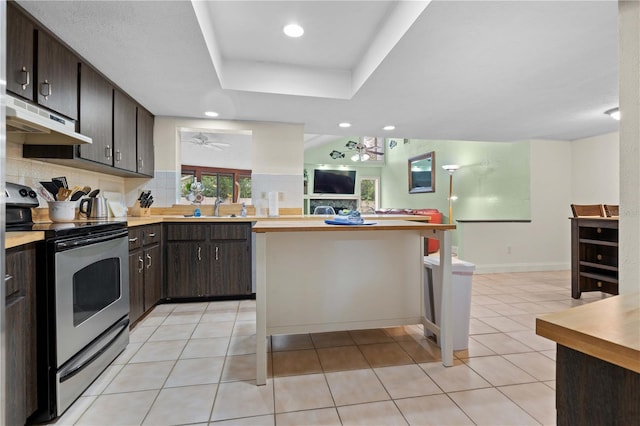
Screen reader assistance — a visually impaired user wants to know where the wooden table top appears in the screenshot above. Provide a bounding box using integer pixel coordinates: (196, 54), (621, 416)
(536, 293), (640, 373)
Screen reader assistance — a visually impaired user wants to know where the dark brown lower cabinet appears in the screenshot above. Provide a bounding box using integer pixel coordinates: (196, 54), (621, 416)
(5, 243), (37, 426)
(165, 223), (252, 299)
(129, 225), (164, 325)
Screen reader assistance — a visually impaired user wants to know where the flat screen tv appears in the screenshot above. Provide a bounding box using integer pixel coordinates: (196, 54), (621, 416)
(313, 169), (356, 194)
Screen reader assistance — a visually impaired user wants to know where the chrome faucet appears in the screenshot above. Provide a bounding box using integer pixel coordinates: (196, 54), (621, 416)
(214, 198), (222, 217)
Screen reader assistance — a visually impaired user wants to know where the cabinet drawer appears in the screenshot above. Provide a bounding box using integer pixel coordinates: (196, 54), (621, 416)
(143, 224), (162, 246)
(579, 244), (618, 268)
(128, 228), (144, 251)
(166, 224), (208, 241)
(579, 274), (619, 295)
(211, 223), (250, 240)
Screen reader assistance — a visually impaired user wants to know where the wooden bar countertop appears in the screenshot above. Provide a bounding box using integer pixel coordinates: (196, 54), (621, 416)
(536, 293), (640, 373)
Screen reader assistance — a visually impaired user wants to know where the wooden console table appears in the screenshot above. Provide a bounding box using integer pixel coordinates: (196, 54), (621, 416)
(570, 217), (618, 299)
(536, 294), (640, 425)
(252, 220), (456, 385)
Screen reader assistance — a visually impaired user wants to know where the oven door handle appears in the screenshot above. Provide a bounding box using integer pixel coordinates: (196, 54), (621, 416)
(58, 317), (129, 383)
(56, 229), (129, 250)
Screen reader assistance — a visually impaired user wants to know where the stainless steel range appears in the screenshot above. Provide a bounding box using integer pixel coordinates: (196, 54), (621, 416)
(6, 182), (130, 422)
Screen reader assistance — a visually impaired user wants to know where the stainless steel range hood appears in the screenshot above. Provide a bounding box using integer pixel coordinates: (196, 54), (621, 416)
(5, 95), (92, 145)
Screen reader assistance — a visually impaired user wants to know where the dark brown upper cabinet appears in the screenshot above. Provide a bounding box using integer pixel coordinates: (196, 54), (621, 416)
(137, 107), (155, 177)
(36, 30), (79, 120)
(79, 63), (114, 166)
(113, 89), (138, 173)
(7, 3), (35, 100)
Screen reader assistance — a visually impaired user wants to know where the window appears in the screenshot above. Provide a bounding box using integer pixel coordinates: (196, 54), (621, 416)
(181, 165), (251, 204)
(359, 176), (379, 212)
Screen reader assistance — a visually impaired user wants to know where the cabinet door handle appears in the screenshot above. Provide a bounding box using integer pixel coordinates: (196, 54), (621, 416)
(129, 237), (138, 243)
(115, 149), (122, 162)
(40, 79), (51, 99)
(146, 253), (152, 269)
(5, 274), (13, 282)
(215, 246), (219, 261)
(105, 145), (112, 159)
(138, 256), (144, 273)
(197, 246), (202, 261)
(138, 157), (144, 169)
(20, 66), (30, 90)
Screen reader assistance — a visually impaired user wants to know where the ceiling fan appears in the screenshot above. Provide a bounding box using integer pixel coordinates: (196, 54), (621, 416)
(330, 137), (385, 161)
(183, 132), (231, 150)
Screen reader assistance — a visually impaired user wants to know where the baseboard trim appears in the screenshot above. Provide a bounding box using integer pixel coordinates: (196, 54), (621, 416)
(473, 262), (570, 274)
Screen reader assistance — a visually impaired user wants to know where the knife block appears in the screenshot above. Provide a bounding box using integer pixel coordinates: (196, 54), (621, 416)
(129, 201), (151, 217)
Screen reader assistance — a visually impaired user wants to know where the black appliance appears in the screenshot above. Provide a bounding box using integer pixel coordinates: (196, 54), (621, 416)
(6, 182), (130, 422)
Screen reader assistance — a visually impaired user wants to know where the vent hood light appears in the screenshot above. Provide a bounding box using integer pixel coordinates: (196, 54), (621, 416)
(338, 122), (351, 128)
(5, 95), (92, 145)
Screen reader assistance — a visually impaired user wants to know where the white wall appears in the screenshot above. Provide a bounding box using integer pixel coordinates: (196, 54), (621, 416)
(458, 139), (573, 273)
(571, 131), (619, 204)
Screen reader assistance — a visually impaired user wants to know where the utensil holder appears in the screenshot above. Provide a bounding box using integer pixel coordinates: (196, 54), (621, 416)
(129, 201), (151, 217)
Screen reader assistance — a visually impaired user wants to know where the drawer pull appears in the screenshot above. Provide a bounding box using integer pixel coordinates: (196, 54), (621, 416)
(148, 233), (156, 238)
(5, 274), (13, 282)
(597, 281), (603, 288)
(597, 228), (602, 233)
(129, 237), (138, 243)
(597, 254), (602, 261)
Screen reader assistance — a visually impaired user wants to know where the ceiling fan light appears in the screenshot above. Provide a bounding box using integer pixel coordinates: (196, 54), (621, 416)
(204, 111), (219, 117)
(605, 107), (620, 120)
(283, 23), (304, 38)
(361, 153), (370, 161)
(351, 153), (360, 162)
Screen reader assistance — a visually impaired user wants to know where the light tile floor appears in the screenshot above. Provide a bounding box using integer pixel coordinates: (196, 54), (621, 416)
(48, 270), (612, 425)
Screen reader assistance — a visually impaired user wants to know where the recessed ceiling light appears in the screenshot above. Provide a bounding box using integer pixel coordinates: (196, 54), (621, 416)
(204, 111), (219, 118)
(383, 125), (395, 131)
(283, 24), (304, 38)
(338, 122), (351, 128)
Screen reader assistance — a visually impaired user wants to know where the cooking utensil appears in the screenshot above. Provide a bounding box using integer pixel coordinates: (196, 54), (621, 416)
(82, 186), (92, 194)
(40, 181), (60, 199)
(52, 177), (68, 189)
(37, 185), (56, 202)
(79, 196), (109, 218)
(87, 189), (100, 197)
(70, 190), (86, 201)
(56, 187), (72, 201)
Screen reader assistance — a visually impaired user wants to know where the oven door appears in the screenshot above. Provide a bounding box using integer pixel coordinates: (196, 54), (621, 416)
(54, 230), (129, 367)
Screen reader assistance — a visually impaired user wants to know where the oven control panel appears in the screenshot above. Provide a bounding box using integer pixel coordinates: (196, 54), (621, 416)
(6, 182), (39, 208)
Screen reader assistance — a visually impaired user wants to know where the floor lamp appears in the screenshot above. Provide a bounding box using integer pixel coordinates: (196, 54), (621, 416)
(442, 165), (460, 224)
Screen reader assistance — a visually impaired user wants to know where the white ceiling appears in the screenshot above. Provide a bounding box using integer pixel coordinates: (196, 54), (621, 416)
(17, 0), (619, 147)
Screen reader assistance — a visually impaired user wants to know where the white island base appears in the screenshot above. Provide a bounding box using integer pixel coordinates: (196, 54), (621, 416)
(253, 220), (456, 385)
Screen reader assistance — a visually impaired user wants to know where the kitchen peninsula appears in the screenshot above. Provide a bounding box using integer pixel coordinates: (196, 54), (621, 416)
(252, 219), (456, 386)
